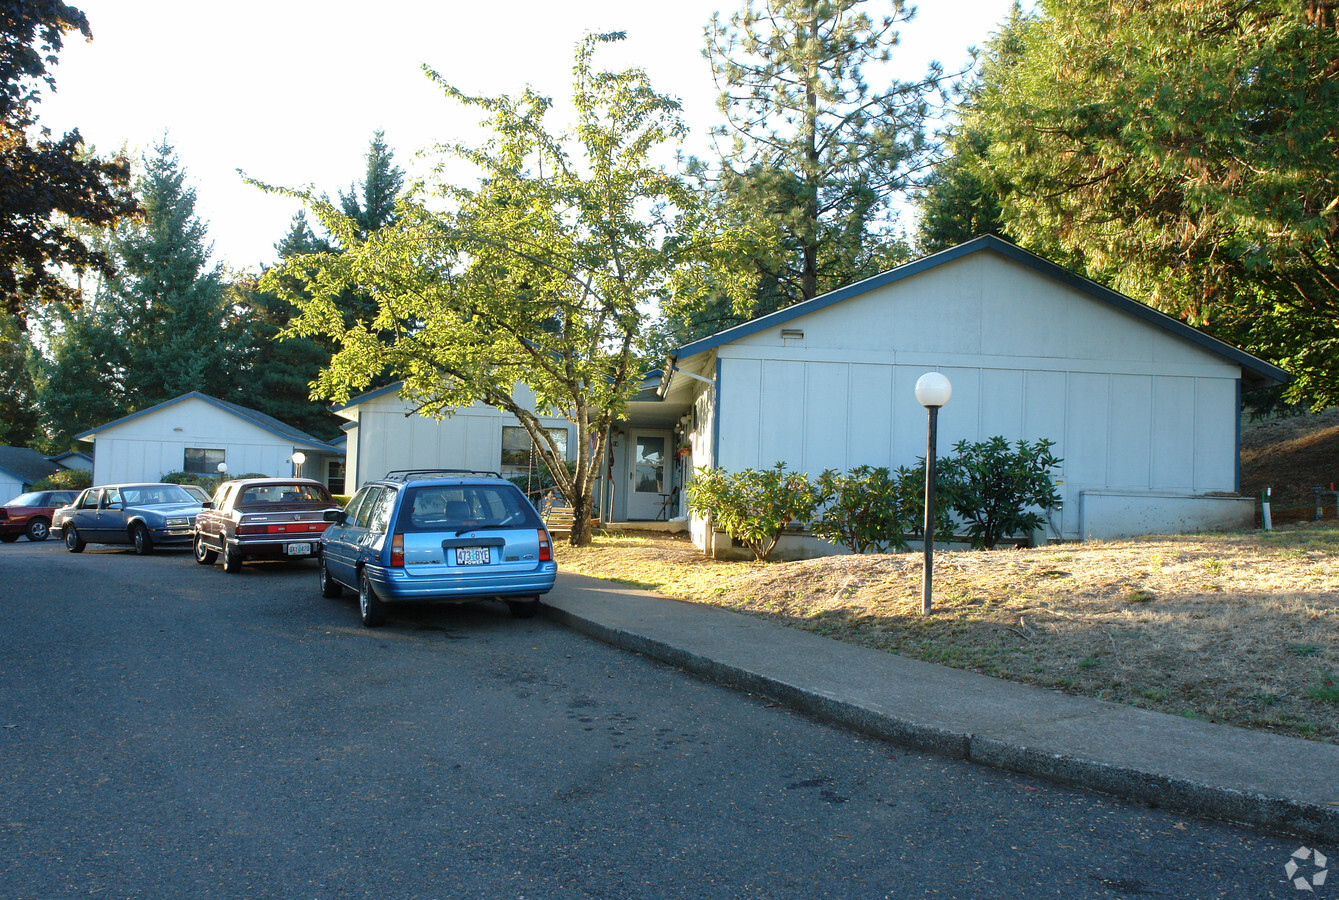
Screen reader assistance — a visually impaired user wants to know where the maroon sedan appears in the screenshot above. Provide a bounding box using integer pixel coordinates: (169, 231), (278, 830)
(193, 477), (341, 573)
(0, 490), (79, 542)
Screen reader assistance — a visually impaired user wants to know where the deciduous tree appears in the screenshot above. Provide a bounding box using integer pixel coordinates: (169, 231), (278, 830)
(0, 0), (137, 319)
(265, 34), (696, 545)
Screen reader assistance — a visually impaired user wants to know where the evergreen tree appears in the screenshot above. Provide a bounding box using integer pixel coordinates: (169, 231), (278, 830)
(0, 314), (41, 446)
(963, 0), (1339, 406)
(229, 213), (342, 439)
(673, 0), (934, 334)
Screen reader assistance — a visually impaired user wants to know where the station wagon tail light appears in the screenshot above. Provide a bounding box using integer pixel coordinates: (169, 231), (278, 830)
(390, 533), (404, 568)
(538, 529), (551, 562)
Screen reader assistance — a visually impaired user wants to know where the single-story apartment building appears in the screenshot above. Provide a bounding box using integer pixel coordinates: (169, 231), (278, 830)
(334, 236), (1288, 551)
(76, 392), (345, 489)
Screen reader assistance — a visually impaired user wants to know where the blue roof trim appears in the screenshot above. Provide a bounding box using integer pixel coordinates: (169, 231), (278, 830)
(671, 235), (1288, 386)
(331, 381), (406, 412)
(75, 392), (339, 450)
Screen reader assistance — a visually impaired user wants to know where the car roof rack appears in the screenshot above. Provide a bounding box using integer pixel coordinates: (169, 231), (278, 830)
(381, 468), (504, 483)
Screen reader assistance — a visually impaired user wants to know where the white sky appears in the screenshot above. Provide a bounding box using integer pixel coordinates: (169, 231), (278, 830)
(38, 0), (1022, 272)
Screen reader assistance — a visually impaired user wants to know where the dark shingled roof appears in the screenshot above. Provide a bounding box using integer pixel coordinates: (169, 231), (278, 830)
(0, 446), (60, 486)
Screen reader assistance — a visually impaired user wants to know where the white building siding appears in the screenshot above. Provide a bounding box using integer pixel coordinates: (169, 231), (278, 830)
(86, 397), (319, 484)
(339, 390), (575, 492)
(705, 253), (1245, 541)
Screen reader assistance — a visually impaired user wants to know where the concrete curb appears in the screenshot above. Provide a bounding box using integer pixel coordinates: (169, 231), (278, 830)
(542, 601), (1339, 844)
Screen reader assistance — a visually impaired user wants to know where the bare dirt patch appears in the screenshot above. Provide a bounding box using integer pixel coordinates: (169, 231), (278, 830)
(556, 527), (1339, 743)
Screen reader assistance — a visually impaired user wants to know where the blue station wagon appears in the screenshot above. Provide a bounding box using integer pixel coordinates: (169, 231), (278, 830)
(319, 470), (557, 626)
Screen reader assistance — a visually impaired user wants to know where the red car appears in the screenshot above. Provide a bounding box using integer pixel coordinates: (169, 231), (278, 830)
(0, 490), (80, 542)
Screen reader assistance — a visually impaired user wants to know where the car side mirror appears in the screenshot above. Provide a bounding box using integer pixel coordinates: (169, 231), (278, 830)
(200, 501), (213, 509)
(324, 509), (344, 524)
(107, 502), (122, 510)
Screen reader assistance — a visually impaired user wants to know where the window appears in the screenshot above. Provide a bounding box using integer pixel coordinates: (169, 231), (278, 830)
(398, 484), (540, 533)
(354, 488), (383, 529)
(367, 490), (396, 534)
(328, 460), (345, 495)
(501, 426), (568, 478)
(184, 448), (225, 475)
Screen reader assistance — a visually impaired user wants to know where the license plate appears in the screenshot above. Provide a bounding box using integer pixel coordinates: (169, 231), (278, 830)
(455, 547), (491, 565)
(286, 542), (312, 556)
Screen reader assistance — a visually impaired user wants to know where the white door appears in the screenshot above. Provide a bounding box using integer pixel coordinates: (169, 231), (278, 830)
(625, 432), (670, 520)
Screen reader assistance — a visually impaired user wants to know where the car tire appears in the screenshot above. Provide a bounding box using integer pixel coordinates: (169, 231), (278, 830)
(358, 569), (387, 627)
(131, 523), (153, 555)
(320, 562), (343, 598)
(64, 525), (85, 553)
(25, 517), (50, 542)
(507, 597), (541, 619)
(194, 534), (218, 565)
(0, 534), (19, 543)
(221, 546), (243, 573)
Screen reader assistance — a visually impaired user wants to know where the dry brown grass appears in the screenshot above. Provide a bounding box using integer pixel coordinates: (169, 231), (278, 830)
(555, 526), (1339, 743)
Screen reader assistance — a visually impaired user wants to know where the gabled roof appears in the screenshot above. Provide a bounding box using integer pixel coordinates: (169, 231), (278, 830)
(48, 450), (93, 466)
(0, 446), (60, 485)
(74, 392), (341, 452)
(331, 381), (405, 413)
(667, 235), (1289, 387)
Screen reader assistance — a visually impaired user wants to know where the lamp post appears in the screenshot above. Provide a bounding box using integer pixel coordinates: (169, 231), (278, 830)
(216, 462), (228, 476)
(291, 451), (306, 478)
(915, 372), (952, 616)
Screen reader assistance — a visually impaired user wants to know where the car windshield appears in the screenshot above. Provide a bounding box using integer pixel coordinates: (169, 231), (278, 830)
(119, 485), (197, 506)
(4, 492), (42, 507)
(238, 483), (331, 504)
(399, 484), (541, 533)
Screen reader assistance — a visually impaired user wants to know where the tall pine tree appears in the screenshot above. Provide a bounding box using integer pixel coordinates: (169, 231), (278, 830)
(666, 0), (933, 341)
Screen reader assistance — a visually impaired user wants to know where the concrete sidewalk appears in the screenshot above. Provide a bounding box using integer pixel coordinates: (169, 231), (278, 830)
(542, 572), (1339, 844)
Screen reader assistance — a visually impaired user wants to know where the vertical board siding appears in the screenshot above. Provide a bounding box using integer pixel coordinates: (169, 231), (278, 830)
(1151, 376), (1196, 490)
(1108, 375), (1153, 488)
(1066, 373), (1111, 485)
(979, 369), (1025, 443)
(1194, 378), (1237, 491)
(804, 362), (849, 473)
(759, 360), (805, 469)
(848, 364), (893, 468)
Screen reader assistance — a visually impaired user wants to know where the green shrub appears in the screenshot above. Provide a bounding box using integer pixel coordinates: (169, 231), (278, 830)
(32, 468), (92, 491)
(892, 461), (958, 544)
(942, 437), (1062, 549)
(685, 462), (821, 561)
(811, 466), (914, 554)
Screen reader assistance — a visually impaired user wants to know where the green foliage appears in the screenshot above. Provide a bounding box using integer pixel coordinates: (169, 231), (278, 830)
(33, 141), (241, 443)
(262, 34), (695, 546)
(685, 462), (821, 560)
(914, 128), (1009, 255)
(811, 465), (914, 554)
(0, 1), (138, 319)
(898, 459), (959, 543)
(31, 467), (91, 491)
(961, 0), (1339, 406)
(669, 0), (931, 338)
(0, 314), (41, 446)
(941, 436), (1061, 550)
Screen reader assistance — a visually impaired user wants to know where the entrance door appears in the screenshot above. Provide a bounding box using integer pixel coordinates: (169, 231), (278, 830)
(625, 432), (670, 520)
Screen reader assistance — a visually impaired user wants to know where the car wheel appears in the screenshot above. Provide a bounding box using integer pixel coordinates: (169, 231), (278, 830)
(131, 523), (153, 555)
(64, 525), (85, 553)
(221, 545), (243, 573)
(358, 569), (387, 627)
(25, 517), (50, 542)
(194, 534), (218, 565)
(320, 561), (343, 598)
(0, 534), (18, 543)
(507, 597), (541, 619)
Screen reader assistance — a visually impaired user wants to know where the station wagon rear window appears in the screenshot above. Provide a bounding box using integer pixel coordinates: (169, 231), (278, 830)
(397, 484), (541, 533)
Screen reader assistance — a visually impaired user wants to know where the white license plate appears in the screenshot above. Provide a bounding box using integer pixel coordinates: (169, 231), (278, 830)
(286, 542), (312, 556)
(456, 547), (491, 566)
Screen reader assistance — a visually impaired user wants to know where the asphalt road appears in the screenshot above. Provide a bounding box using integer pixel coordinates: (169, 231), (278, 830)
(0, 540), (1321, 899)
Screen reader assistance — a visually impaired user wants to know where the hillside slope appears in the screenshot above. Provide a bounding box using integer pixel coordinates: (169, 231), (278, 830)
(1240, 407), (1339, 521)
